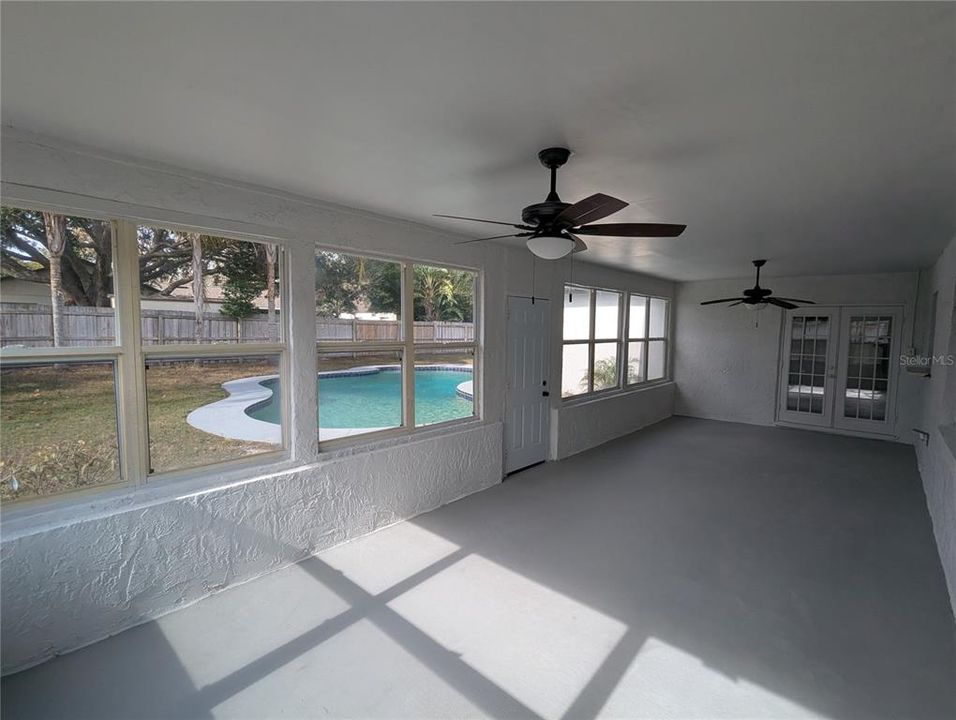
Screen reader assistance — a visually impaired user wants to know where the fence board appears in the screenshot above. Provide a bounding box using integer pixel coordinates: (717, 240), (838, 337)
(1, 303), (474, 347)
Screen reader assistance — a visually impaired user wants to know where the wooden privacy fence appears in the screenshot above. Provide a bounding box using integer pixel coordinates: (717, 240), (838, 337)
(0, 303), (474, 347)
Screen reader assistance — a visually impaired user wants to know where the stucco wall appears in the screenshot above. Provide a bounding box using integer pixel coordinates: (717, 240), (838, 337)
(673, 271), (922, 442)
(913, 235), (956, 619)
(553, 383), (675, 459)
(0, 129), (675, 673)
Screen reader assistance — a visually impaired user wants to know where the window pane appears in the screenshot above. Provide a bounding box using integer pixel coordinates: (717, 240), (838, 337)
(628, 295), (647, 339)
(561, 344), (590, 397)
(316, 350), (403, 440)
(593, 342), (620, 391)
(1, 208), (116, 348)
(563, 287), (591, 340)
(415, 349), (475, 427)
(145, 355), (282, 474)
(648, 340), (666, 380)
(316, 251), (403, 343)
(649, 298), (667, 338)
(627, 341), (645, 384)
(413, 265), (475, 344)
(139, 227), (282, 345)
(1, 361), (119, 501)
(594, 291), (621, 339)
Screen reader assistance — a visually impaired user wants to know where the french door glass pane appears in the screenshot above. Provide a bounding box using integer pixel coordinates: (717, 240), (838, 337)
(563, 288), (591, 341)
(647, 340), (666, 380)
(594, 291), (620, 340)
(561, 344), (589, 397)
(626, 341), (645, 384)
(786, 315), (829, 415)
(593, 342), (619, 391)
(628, 296), (647, 339)
(843, 315), (892, 421)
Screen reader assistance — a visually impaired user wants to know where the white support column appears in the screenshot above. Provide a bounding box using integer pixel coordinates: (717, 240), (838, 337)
(286, 242), (319, 463)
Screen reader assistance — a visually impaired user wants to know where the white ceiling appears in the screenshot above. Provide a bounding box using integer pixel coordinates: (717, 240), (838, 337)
(2, 2), (954, 281)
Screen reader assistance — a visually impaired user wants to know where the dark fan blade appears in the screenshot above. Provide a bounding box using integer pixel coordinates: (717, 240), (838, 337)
(454, 232), (533, 245)
(700, 298), (745, 305)
(729, 300), (745, 307)
(774, 297), (815, 304)
(434, 214), (532, 230)
(554, 193), (628, 227)
(767, 298), (798, 310)
(569, 233), (588, 253)
(574, 223), (686, 238)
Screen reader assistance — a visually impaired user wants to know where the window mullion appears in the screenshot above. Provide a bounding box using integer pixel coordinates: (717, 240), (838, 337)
(588, 289), (597, 393)
(111, 219), (150, 486)
(402, 263), (415, 428)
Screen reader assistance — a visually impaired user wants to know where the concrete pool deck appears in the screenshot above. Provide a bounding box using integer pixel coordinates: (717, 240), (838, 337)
(186, 365), (474, 443)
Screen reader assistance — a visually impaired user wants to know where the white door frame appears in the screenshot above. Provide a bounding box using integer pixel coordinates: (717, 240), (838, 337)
(504, 296), (552, 474)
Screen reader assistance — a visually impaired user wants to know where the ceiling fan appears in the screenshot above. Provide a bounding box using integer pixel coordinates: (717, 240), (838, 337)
(700, 260), (814, 311)
(435, 147), (686, 260)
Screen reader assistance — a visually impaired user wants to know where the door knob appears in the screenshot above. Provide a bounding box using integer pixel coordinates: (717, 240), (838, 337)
(542, 391), (550, 397)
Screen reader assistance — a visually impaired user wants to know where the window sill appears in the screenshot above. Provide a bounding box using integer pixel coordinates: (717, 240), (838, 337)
(560, 379), (674, 409)
(0, 419), (495, 539)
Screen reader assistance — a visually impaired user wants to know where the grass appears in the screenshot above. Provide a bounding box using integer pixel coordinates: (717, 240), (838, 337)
(1, 348), (473, 503)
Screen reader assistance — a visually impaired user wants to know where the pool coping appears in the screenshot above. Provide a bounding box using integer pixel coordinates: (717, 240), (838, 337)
(186, 364), (473, 443)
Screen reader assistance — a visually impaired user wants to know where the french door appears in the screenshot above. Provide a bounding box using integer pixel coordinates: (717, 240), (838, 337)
(778, 306), (902, 435)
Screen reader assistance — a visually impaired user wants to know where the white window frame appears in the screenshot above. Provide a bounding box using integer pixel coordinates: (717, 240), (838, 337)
(625, 293), (671, 386)
(561, 285), (624, 398)
(314, 250), (481, 450)
(0, 204), (291, 507)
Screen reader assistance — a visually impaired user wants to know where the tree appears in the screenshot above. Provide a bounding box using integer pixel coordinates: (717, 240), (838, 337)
(42, 213), (68, 346)
(189, 233), (205, 344)
(218, 240), (267, 340)
(590, 357), (619, 390)
(315, 251), (363, 317)
(2, 208), (115, 308)
(413, 266), (474, 322)
(265, 244), (278, 341)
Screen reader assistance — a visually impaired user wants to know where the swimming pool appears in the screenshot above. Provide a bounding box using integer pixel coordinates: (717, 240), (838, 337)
(246, 365), (474, 430)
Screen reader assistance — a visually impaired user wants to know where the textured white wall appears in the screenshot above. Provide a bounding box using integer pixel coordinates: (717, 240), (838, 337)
(0, 129), (675, 672)
(673, 271), (922, 442)
(913, 236), (956, 619)
(553, 383), (675, 459)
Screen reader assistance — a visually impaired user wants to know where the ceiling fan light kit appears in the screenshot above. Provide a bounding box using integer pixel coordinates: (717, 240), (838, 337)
(438, 147), (687, 259)
(526, 234), (575, 260)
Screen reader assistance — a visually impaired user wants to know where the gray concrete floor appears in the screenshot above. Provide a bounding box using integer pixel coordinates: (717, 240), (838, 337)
(3, 417), (955, 719)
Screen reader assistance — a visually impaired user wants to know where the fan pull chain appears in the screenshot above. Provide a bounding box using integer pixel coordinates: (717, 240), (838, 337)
(568, 251), (575, 302)
(531, 253), (536, 304)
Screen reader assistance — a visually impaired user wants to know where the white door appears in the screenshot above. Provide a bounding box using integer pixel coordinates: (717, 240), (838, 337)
(778, 309), (839, 427)
(833, 307), (902, 434)
(505, 296), (551, 474)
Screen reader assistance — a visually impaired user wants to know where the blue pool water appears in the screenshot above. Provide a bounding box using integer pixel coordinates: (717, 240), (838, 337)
(246, 367), (473, 428)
